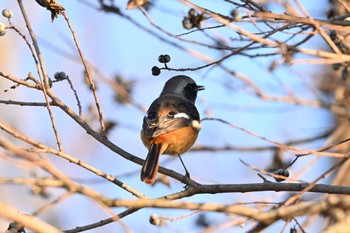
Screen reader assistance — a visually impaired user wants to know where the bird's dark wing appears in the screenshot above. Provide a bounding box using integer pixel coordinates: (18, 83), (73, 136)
(142, 96), (199, 138)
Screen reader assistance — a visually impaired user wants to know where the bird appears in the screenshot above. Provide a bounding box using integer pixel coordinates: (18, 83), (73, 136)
(140, 75), (204, 184)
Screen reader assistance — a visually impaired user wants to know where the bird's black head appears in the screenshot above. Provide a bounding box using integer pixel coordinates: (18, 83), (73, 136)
(160, 75), (204, 103)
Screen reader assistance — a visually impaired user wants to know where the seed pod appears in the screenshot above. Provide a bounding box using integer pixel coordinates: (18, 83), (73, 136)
(2, 9), (13, 18)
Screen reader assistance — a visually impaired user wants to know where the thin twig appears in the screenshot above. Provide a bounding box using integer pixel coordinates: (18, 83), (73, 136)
(0, 121), (147, 199)
(0, 100), (57, 107)
(201, 118), (343, 157)
(0, 202), (62, 233)
(61, 11), (106, 134)
(284, 155), (350, 206)
(32, 192), (73, 216)
(65, 75), (83, 117)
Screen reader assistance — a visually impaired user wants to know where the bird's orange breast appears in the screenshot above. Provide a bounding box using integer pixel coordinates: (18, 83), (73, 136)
(141, 126), (198, 155)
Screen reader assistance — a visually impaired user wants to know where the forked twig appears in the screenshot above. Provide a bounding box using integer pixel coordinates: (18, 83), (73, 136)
(61, 11), (106, 134)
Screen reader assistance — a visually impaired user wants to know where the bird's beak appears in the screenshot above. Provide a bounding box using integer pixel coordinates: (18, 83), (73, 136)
(196, 85), (205, 91)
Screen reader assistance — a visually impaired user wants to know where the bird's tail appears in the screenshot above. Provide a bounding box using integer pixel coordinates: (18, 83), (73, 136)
(141, 143), (162, 184)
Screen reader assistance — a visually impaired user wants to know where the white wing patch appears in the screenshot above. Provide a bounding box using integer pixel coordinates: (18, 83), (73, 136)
(173, 112), (190, 119)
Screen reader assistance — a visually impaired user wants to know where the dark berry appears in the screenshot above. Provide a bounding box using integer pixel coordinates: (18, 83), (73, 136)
(48, 78), (53, 88)
(188, 8), (196, 18)
(230, 9), (241, 21)
(342, 67), (348, 80)
(273, 169), (289, 182)
(151, 66), (161, 76)
(158, 55), (166, 63)
(332, 63), (341, 71)
(164, 54), (171, 63)
(54, 71), (67, 80)
(158, 54), (171, 64)
(329, 30), (337, 41)
(182, 17), (193, 29)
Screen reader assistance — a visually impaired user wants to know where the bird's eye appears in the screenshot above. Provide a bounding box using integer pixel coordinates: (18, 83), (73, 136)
(185, 83), (195, 91)
(146, 111), (157, 120)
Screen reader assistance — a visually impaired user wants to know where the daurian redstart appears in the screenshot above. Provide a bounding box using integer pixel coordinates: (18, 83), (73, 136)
(140, 75), (204, 184)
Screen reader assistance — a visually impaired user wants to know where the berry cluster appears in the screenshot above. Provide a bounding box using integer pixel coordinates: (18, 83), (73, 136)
(273, 169), (289, 182)
(329, 30), (350, 80)
(151, 54), (171, 76)
(54, 71), (68, 81)
(182, 8), (205, 30)
(0, 9), (13, 37)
